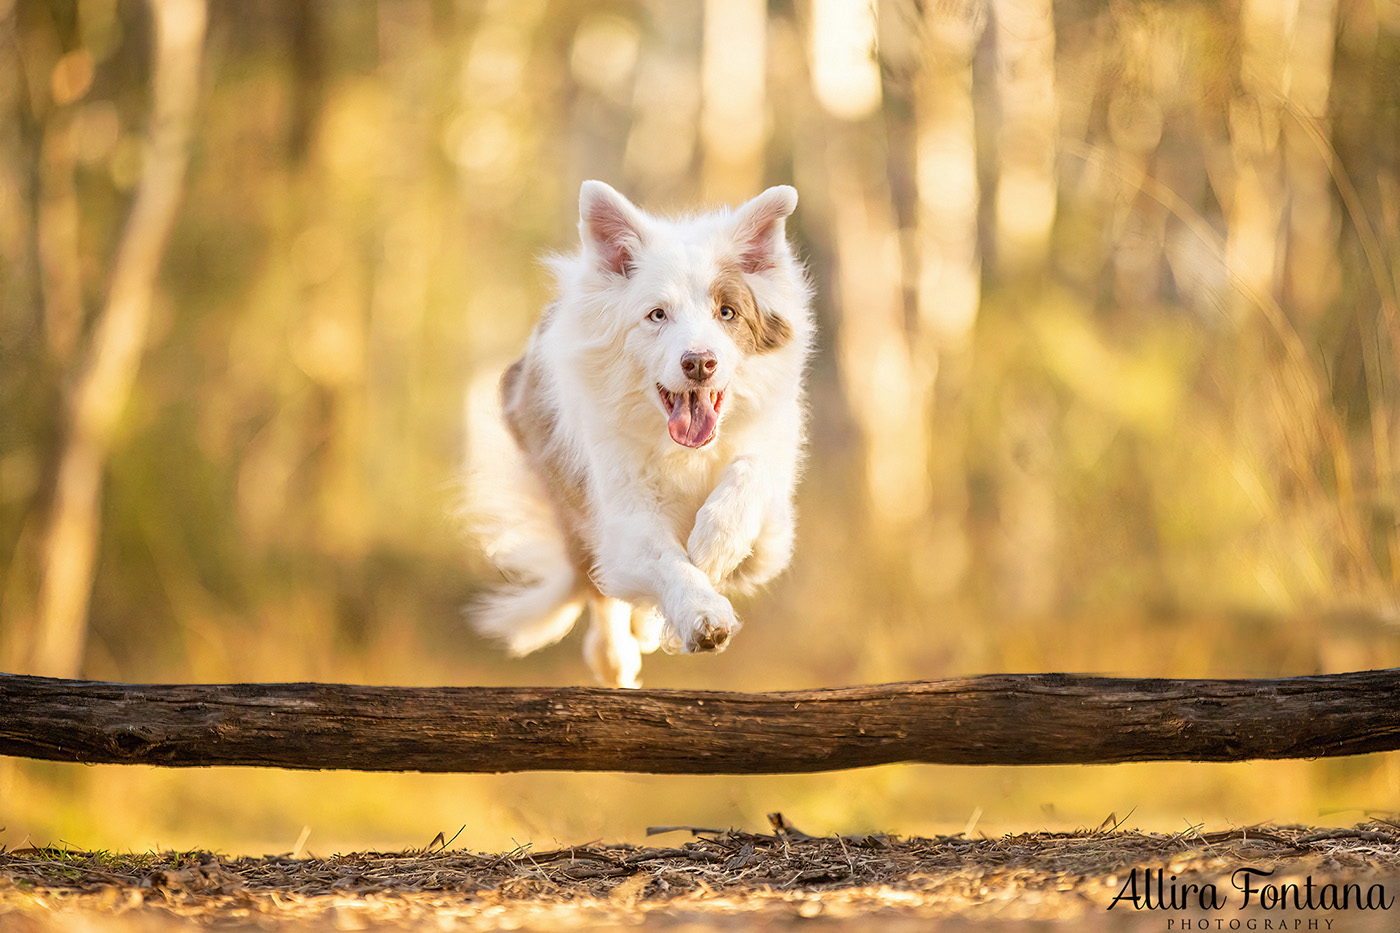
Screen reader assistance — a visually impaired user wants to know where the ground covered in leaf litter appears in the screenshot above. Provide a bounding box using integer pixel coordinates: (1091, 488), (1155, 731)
(3, 818), (1400, 930)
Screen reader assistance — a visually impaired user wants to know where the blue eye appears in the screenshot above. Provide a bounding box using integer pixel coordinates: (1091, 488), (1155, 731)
(719, 306), (735, 321)
(648, 308), (667, 322)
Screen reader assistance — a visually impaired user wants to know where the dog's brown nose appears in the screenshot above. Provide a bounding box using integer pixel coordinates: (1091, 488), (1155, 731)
(681, 350), (718, 382)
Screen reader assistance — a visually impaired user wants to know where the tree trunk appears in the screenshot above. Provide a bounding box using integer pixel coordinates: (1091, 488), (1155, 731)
(32, 0), (207, 677)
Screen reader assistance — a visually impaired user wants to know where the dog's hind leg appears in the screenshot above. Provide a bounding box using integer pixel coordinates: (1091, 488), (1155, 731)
(584, 596), (644, 688)
(630, 607), (663, 655)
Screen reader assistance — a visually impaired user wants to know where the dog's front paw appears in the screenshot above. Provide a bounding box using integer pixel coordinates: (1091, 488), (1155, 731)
(659, 594), (741, 654)
(688, 502), (760, 585)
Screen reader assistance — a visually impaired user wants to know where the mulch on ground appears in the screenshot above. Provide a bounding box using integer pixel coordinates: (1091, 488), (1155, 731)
(4, 816), (1400, 929)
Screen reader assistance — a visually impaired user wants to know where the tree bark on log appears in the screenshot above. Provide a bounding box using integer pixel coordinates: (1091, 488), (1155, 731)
(2, 670), (1399, 774)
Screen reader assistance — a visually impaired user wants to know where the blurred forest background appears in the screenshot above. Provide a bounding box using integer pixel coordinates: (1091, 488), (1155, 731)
(4, 0), (1400, 854)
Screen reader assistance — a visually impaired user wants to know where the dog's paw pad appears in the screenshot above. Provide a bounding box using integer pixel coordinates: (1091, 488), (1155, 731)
(658, 607), (740, 655)
(691, 619), (732, 651)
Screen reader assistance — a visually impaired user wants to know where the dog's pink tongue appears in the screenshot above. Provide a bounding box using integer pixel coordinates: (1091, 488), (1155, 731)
(667, 390), (719, 448)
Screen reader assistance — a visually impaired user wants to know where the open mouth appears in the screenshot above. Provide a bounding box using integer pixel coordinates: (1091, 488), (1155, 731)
(657, 385), (725, 448)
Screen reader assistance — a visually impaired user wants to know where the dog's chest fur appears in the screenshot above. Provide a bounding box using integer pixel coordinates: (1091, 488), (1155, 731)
(502, 346), (735, 580)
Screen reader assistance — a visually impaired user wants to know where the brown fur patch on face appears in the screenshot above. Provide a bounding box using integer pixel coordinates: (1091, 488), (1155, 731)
(710, 266), (793, 354)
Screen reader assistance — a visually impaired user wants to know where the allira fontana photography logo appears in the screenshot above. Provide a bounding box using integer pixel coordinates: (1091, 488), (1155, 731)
(1106, 866), (1394, 926)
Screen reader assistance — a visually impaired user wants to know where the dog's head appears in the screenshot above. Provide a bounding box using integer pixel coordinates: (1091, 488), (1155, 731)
(575, 181), (800, 449)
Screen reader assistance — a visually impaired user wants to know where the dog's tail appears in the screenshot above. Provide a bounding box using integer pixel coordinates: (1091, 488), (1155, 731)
(472, 566), (586, 656)
(460, 365), (585, 655)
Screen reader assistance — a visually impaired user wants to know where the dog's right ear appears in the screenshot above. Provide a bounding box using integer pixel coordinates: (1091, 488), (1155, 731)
(580, 181), (646, 277)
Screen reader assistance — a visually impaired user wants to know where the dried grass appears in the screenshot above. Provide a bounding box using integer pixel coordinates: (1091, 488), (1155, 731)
(3, 818), (1400, 930)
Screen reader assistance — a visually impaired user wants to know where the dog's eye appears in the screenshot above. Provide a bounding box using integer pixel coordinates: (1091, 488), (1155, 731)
(718, 305), (735, 321)
(647, 308), (667, 323)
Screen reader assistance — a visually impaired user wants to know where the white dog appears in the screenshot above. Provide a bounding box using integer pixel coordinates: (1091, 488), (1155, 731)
(466, 181), (813, 687)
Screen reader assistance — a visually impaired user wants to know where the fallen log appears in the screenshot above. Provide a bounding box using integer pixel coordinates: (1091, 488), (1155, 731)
(2, 670), (1398, 774)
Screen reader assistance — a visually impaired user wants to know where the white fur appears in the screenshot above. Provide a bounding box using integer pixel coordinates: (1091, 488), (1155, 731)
(465, 181), (813, 687)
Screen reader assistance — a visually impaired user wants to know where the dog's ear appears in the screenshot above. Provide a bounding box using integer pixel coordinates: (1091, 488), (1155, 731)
(732, 185), (797, 275)
(580, 181), (646, 277)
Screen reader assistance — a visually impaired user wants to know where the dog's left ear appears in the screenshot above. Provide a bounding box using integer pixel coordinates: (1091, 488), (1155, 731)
(580, 180), (647, 277)
(732, 186), (798, 275)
